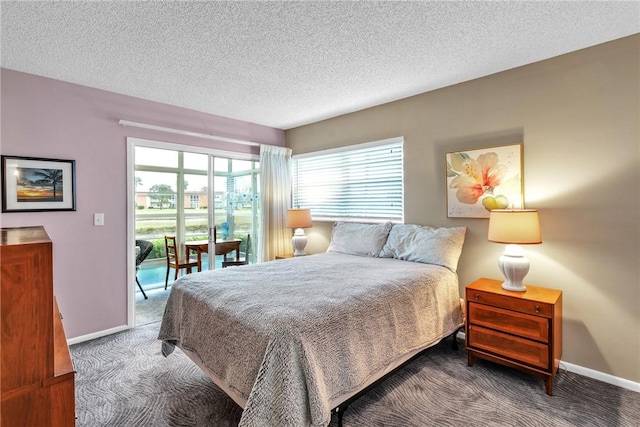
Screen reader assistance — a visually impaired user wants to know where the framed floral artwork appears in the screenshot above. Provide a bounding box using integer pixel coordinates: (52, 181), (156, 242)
(446, 143), (523, 218)
(2, 155), (76, 212)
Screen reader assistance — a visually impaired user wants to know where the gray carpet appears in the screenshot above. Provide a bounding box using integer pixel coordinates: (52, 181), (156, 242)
(70, 322), (640, 427)
(135, 288), (171, 326)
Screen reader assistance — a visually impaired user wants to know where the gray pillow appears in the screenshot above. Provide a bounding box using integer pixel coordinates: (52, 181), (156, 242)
(327, 221), (393, 257)
(379, 224), (467, 271)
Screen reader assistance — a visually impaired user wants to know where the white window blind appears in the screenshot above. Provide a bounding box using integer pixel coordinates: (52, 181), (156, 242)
(293, 137), (404, 222)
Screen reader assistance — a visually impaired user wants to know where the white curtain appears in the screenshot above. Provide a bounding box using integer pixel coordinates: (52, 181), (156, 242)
(259, 145), (293, 262)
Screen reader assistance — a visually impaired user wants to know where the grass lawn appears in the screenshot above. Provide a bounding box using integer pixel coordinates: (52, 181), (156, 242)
(136, 207), (256, 260)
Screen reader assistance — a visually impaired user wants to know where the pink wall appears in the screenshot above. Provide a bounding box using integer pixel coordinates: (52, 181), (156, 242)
(0, 69), (285, 339)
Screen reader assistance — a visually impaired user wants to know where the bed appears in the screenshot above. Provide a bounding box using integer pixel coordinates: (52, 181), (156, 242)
(158, 222), (466, 427)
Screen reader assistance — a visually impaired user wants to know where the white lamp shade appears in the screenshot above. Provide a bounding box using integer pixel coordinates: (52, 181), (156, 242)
(488, 209), (542, 244)
(286, 209), (312, 229)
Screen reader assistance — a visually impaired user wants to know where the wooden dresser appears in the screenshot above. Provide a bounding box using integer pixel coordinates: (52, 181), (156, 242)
(1, 226), (75, 426)
(465, 278), (562, 395)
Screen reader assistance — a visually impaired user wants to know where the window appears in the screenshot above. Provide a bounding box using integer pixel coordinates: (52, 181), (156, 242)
(190, 194), (199, 209)
(293, 137), (404, 222)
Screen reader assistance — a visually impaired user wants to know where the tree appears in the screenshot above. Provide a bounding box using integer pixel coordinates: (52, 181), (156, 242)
(149, 184), (174, 209)
(32, 169), (64, 201)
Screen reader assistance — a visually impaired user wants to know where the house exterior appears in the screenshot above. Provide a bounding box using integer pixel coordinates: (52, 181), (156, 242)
(135, 191), (212, 210)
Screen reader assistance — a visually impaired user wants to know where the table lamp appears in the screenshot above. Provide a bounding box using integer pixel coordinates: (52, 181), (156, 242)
(286, 208), (312, 256)
(487, 209), (542, 292)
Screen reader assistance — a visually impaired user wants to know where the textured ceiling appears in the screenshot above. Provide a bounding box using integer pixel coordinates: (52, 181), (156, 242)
(1, 1), (639, 130)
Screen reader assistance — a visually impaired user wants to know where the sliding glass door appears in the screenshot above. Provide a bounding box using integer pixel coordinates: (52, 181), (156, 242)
(212, 157), (259, 263)
(132, 141), (259, 294)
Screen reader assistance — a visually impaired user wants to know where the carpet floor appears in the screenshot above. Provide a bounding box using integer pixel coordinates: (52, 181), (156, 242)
(135, 288), (171, 326)
(70, 322), (639, 426)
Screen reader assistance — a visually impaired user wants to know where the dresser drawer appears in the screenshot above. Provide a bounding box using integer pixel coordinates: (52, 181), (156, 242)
(467, 325), (550, 370)
(468, 302), (549, 343)
(466, 288), (553, 318)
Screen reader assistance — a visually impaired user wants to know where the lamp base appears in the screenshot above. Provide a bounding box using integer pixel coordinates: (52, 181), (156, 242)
(498, 244), (529, 292)
(292, 228), (307, 256)
(501, 280), (527, 292)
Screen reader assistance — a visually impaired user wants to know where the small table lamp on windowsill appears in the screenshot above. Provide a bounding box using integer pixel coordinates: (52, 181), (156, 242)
(488, 209), (542, 292)
(286, 208), (312, 256)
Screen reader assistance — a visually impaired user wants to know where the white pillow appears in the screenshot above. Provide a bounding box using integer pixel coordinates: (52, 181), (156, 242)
(379, 224), (467, 271)
(327, 221), (393, 257)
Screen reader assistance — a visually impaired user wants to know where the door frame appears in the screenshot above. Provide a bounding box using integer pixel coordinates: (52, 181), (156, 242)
(126, 137), (258, 328)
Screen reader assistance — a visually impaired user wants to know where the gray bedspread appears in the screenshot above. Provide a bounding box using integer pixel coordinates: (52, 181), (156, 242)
(158, 252), (464, 427)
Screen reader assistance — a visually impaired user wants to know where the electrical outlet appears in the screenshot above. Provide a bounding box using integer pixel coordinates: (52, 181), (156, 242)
(93, 213), (104, 226)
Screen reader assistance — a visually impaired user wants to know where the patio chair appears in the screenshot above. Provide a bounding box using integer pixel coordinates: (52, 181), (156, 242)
(135, 240), (154, 300)
(164, 236), (199, 289)
(222, 234), (251, 268)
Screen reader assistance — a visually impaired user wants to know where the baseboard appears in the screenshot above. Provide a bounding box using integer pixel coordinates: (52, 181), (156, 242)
(561, 361), (640, 393)
(67, 324), (131, 345)
(456, 331), (640, 393)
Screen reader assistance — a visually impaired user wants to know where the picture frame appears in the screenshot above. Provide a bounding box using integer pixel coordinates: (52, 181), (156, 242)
(446, 143), (523, 218)
(2, 155), (76, 212)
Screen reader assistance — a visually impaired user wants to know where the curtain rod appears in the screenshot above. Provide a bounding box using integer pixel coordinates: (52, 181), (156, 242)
(118, 119), (263, 147)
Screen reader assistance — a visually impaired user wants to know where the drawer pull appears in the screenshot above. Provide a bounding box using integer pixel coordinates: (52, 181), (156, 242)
(474, 293), (480, 301)
(535, 305), (541, 313)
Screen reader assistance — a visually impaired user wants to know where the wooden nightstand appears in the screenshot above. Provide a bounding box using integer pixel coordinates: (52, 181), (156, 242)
(465, 278), (562, 395)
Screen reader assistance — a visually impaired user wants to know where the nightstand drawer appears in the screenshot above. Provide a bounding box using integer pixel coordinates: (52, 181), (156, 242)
(466, 288), (553, 318)
(468, 325), (550, 370)
(468, 302), (549, 343)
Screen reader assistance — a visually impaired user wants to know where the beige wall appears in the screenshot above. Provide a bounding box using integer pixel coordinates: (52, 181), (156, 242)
(286, 35), (640, 384)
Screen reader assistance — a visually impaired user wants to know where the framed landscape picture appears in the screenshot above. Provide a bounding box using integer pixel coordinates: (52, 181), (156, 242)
(446, 143), (523, 218)
(2, 155), (76, 212)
